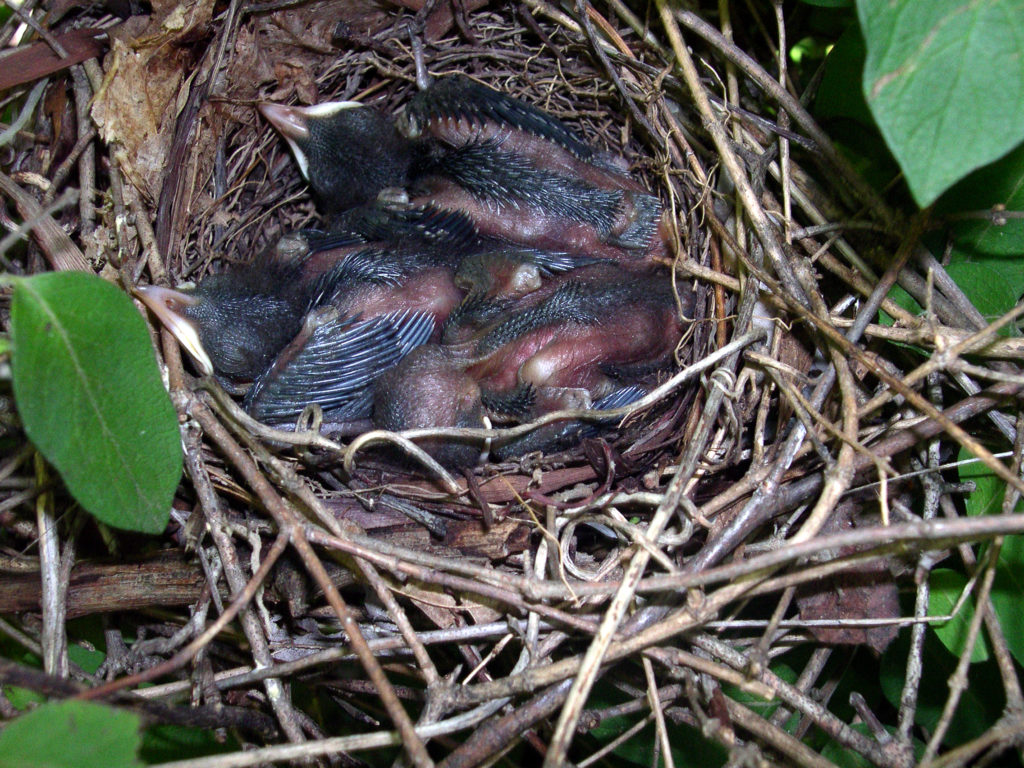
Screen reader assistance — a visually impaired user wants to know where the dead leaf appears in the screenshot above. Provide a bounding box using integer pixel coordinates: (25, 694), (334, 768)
(0, 28), (107, 92)
(795, 505), (900, 654)
(90, 1), (215, 202)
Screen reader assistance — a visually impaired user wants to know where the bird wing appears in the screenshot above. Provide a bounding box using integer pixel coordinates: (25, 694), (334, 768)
(524, 250), (607, 275)
(244, 308), (434, 424)
(406, 75), (595, 161)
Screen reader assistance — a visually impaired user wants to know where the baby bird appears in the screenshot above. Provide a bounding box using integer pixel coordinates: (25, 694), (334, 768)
(259, 75), (666, 262)
(257, 100), (413, 214)
(373, 264), (690, 466)
(136, 206), (474, 424)
(137, 245), (434, 425)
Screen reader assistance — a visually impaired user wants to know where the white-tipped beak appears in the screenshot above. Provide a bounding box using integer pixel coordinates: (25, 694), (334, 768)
(135, 285), (215, 376)
(258, 101), (362, 181)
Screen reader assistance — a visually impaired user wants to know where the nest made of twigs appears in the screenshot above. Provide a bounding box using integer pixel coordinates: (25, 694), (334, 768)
(8, 2), (1022, 767)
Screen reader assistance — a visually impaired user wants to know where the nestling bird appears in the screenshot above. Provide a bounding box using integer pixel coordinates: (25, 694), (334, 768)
(137, 200), (601, 425)
(259, 75), (667, 262)
(136, 237), (440, 425)
(373, 264), (690, 465)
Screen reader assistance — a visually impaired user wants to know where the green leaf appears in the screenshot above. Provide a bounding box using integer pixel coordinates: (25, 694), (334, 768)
(723, 662), (797, 722)
(881, 243), (1024, 338)
(928, 568), (989, 663)
(0, 700), (143, 768)
(880, 630), (1000, 746)
(859, 0), (1024, 206)
(816, 24), (872, 126)
(790, 36), (833, 65)
(4, 687), (44, 712)
(68, 643), (106, 676)
(945, 259), (1024, 330)
(958, 446), (1011, 518)
(937, 142), (1024, 259)
(882, 146), (1024, 336)
(10, 272), (182, 534)
(990, 550), (1024, 666)
(957, 450), (1024, 664)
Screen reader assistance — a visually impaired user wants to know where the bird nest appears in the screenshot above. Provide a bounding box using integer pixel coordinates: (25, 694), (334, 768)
(2, 2), (1020, 767)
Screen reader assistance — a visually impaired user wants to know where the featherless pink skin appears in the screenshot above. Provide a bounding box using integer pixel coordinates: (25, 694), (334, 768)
(259, 75), (668, 263)
(373, 345), (488, 469)
(462, 265), (686, 399)
(373, 263), (690, 466)
(396, 75), (669, 262)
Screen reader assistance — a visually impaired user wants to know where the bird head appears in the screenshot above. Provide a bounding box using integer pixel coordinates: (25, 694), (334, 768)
(136, 270), (308, 382)
(259, 100), (414, 213)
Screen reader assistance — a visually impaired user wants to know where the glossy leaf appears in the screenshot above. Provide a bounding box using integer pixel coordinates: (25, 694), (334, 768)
(859, 0), (1024, 205)
(10, 272), (181, 534)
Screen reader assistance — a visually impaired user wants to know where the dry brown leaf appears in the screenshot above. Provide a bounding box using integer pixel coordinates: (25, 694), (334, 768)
(402, 580), (503, 628)
(91, 0), (215, 202)
(0, 28), (107, 91)
(795, 505), (900, 654)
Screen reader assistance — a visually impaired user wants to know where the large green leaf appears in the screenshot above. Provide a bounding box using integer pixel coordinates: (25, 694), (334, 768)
(859, 0), (1024, 206)
(945, 259), (1024, 329)
(0, 700), (142, 768)
(10, 272), (181, 534)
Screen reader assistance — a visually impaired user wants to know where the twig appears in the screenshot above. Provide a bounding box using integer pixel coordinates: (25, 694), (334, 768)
(0, 170), (89, 271)
(78, 530), (289, 699)
(34, 454), (66, 677)
(70, 66), (96, 234)
(190, 400), (434, 768)
(920, 542), (1002, 766)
